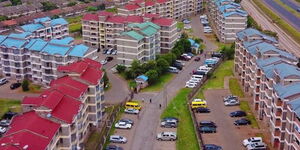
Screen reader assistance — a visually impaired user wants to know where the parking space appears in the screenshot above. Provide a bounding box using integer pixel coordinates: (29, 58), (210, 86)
(153, 126), (177, 150)
(0, 80), (39, 100)
(195, 89), (258, 150)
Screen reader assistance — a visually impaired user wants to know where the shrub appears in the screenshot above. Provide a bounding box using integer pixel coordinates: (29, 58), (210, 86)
(22, 80), (29, 91)
(116, 65), (126, 73)
(145, 70), (159, 84)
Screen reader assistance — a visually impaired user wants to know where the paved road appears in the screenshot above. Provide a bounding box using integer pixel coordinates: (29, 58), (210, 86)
(281, 0), (300, 10)
(262, 0), (300, 31)
(242, 0), (300, 57)
(0, 82), (39, 100)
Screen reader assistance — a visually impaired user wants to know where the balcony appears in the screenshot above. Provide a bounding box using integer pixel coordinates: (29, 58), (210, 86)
(276, 100), (283, 107)
(275, 119), (281, 126)
(255, 87), (260, 93)
(275, 111), (282, 117)
(256, 79), (261, 84)
(274, 130), (280, 136)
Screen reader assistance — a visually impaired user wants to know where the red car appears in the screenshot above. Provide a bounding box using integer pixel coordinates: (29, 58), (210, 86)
(194, 57), (201, 61)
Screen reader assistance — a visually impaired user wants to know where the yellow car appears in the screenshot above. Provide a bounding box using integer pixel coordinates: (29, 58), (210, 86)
(191, 101), (207, 109)
(125, 101), (141, 110)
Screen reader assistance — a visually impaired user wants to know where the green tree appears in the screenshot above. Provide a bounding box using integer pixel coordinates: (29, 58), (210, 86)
(194, 38), (203, 44)
(181, 32), (188, 39)
(10, 0), (21, 5)
(156, 58), (169, 74)
(145, 70), (159, 84)
(67, 1), (77, 7)
(97, 4), (106, 10)
(141, 60), (157, 72)
(116, 65), (126, 73)
(221, 43), (235, 60)
(86, 6), (98, 12)
(234, 0), (242, 3)
(41, 2), (58, 11)
(51, 15), (59, 19)
(22, 80), (29, 92)
(0, 16), (8, 21)
(103, 70), (109, 87)
(159, 53), (176, 65)
(171, 47), (182, 58)
(131, 60), (143, 75)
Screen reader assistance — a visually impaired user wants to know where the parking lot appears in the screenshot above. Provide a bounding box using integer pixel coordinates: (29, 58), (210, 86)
(195, 89), (258, 150)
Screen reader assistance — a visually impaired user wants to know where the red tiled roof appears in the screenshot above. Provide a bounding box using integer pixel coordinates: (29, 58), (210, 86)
(83, 58), (102, 68)
(124, 4), (141, 10)
(146, 1), (155, 6)
(126, 15), (144, 23)
(132, 0), (145, 4)
(144, 13), (160, 18)
(152, 18), (174, 26)
(106, 15), (127, 24)
(49, 9), (62, 16)
(40, 90), (64, 110)
(0, 111), (60, 150)
(50, 76), (88, 93)
(98, 11), (114, 17)
(80, 67), (103, 85)
(57, 58), (102, 74)
(2, 20), (17, 26)
(51, 96), (81, 124)
(45, 85), (83, 99)
(22, 97), (44, 106)
(82, 13), (99, 21)
(157, 0), (169, 3)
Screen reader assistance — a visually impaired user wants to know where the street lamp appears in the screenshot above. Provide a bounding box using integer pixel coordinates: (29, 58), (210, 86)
(1, 143), (28, 150)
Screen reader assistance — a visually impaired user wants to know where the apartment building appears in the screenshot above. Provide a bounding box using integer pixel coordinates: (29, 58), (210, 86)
(0, 32), (97, 85)
(118, 0), (203, 19)
(208, 0), (247, 43)
(234, 28), (300, 150)
(0, 58), (104, 150)
(15, 17), (69, 40)
(285, 100), (300, 150)
(82, 11), (178, 53)
(116, 22), (160, 66)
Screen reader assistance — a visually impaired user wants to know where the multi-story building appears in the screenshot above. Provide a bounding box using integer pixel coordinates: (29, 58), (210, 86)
(234, 28), (300, 150)
(82, 11), (179, 53)
(208, 0), (247, 43)
(0, 32), (97, 85)
(0, 58), (105, 150)
(116, 22), (160, 66)
(285, 100), (300, 150)
(118, 0), (203, 19)
(16, 17), (69, 40)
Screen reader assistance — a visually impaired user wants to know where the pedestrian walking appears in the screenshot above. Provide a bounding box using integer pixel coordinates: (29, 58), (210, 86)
(159, 104), (162, 109)
(150, 98), (152, 103)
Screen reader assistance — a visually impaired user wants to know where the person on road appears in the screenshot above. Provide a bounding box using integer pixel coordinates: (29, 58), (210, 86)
(150, 98), (152, 103)
(159, 104), (161, 109)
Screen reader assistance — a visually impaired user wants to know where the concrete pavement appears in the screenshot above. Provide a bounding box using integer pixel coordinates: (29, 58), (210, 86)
(242, 0), (300, 57)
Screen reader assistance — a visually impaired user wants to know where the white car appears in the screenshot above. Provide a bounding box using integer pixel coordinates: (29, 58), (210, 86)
(0, 127), (6, 134)
(224, 100), (240, 106)
(124, 108), (139, 114)
(157, 132), (177, 141)
(100, 60), (107, 65)
(246, 142), (266, 150)
(190, 77), (201, 82)
(188, 79), (200, 84)
(109, 135), (127, 143)
(115, 121), (132, 129)
(185, 82), (197, 88)
(243, 137), (263, 146)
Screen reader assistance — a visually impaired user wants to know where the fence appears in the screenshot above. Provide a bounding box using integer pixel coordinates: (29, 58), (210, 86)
(186, 57), (223, 149)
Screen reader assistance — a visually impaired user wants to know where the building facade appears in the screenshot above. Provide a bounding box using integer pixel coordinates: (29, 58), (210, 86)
(0, 32), (97, 85)
(0, 58), (105, 150)
(234, 28), (300, 150)
(207, 0), (247, 43)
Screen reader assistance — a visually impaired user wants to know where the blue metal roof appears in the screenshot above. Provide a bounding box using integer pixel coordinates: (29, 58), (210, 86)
(256, 57), (283, 68)
(274, 82), (300, 99)
(0, 38), (27, 49)
(236, 28), (277, 43)
(42, 43), (71, 56)
(50, 37), (74, 45)
(223, 11), (248, 18)
(21, 23), (45, 32)
(8, 32), (32, 39)
(51, 18), (68, 26)
(69, 44), (89, 57)
(34, 17), (51, 23)
(288, 98), (300, 118)
(0, 35), (7, 43)
(25, 39), (48, 51)
(136, 75), (148, 81)
(260, 62), (300, 79)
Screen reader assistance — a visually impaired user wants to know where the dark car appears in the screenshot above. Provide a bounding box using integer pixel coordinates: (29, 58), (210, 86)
(230, 111), (246, 117)
(203, 144), (222, 150)
(193, 71), (206, 75)
(199, 121), (217, 128)
(162, 117), (179, 123)
(102, 49), (108, 54)
(194, 57), (201, 62)
(172, 62), (183, 70)
(161, 121), (177, 128)
(234, 118), (251, 126)
(196, 108), (210, 113)
(10, 83), (21, 90)
(211, 52), (223, 58)
(105, 145), (123, 150)
(3, 111), (17, 120)
(106, 56), (114, 62)
(119, 118), (134, 125)
(199, 126), (216, 133)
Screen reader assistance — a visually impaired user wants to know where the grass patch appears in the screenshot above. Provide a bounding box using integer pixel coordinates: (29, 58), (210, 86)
(253, 0), (300, 44)
(85, 132), (101, 150)
(66, 15), (82, 24)
(240, 101), (259, 129)
(28, 84), (42, 93)
(161, 88), (200, 150)
(141, 73), (175, 92)
(0, 99), (21, 118)
(229, 78), (245, 98)
(177, 22), (184, 30)
(106, 8), (117, 13)
(69, 23), (82, 33)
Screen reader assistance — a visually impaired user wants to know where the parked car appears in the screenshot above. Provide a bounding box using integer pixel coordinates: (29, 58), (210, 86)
(195, 107), (210, 113)
(161, 120), (177, 128)
(194, 57), (201, 61)
(199, 121), (217, 128)
(168, 67), (179, 74)
(109, 135), (127, 144)
(106, 56), (114, 62)
(203, 144), (222, 150)
(0, 126), (6, 134)
(297, 7), (300, 12)
(224, 95), (238, 102)
(190, 78), (201, 83)
(101, 60), (108, 65)
(112, 50), (117, 55)
(234, 118), (251, 126)
(172, 64), (183, 70)
(187, 52), (194, 57)
(185, 82), (197, 88)
(162, 117), (179, 123)
(102, 49), (108, 54)
(124, 108), (139, 114)
(0, 78), (8, 85)
(10, 83), (21, 90)
(0, 120), (10, 127)
(105, 145), (123, 150)
(106, 48), (112, 55)
(211, 52), (223, 58)
(193, 71), (206, 76)
(224, 100), (240, 106)
(183, 19), (191, 24)
(2, 111), (17, 120)
(115, 121), (132, 129)
(119, 118), (134, 125)
(243, 137), (263, 146)
(199, 126), (216, 133)
(246, 142), (266, 150)
(230, 111), (247, 117)
(156, 132), (177, 141)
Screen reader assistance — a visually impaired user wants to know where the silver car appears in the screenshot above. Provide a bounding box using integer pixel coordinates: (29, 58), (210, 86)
(156, 132), (177, 141)
(109, 135), (127, 144)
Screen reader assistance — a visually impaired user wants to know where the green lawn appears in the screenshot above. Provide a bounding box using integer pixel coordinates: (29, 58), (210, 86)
(141, 73), (175, 92)
(229, 78), (245, 98)
(66, 15), (82, 24)
(69, 23), (82, 33)
(195, 60), (234, 99)
(177, 22), (184, 30)
(161, 88), (200, 150)
(106, 8), (118, 13)
(240, 101), (259, 129)
(85, 131), (101, 150)
(0, 99), (21, 118)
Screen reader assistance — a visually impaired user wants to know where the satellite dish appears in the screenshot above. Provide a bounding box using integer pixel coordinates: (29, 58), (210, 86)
(23, 145), (29, 149)
(46, 114), (51, 118)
